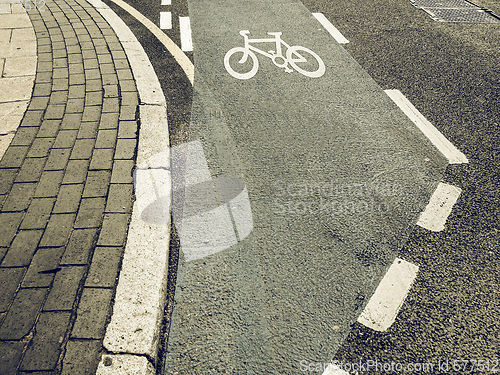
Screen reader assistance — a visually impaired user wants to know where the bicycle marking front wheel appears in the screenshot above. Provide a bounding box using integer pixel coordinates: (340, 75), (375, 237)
(224, 47), (259, 80)
(286, 46), (326, 78)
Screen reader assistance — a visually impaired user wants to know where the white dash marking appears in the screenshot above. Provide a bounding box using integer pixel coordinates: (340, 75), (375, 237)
(358, 258), (418, 332)
(161, 0), (171, 4)
(312, 13), (349, 44)
(179, 16), (193, 52)
(160, 11), (172, 29)
(385, 89), (469, 164)
(417, 182), (461, 232)
(322, 363), (350, 375)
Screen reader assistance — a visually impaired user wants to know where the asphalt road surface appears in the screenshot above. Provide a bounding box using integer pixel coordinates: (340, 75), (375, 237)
(103, 0), (499, 373)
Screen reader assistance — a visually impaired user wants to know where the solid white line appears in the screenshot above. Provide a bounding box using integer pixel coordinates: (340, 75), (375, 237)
(161, 0), (171, 5)
(160, 11), (172, 29)
(357, 258), (418, 332)
(312, 13), (349, 44)
(179, 16), (193, 52)
(417, 182), (461, 232)
(385, 89), (469, 164)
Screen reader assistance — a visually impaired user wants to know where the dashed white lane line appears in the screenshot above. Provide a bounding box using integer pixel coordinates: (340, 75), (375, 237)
(160, 11), (172, 29)
(161, 0), (171, 5)
(179, 16), (193, 52)
(385, 89), (469, 164)
(417, 182), (462, 232)
(357, 258), (419, 332)
(312, 13), (349, 44)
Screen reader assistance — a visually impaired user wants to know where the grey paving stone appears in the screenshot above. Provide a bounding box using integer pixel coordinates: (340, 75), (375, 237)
(19, 311), (71, 371)
(37, 61), (53, 72)
(53, 49), (68, 59)
(35, 72), (53, 85)
(117, 120), (137, 139)
(28, 96), (50, 110)
(103, 83), (118, 98)
(20, 199), (55, 230)
(0, 212), (23, 247)
(2, 183), (37, 212)
(97, 213), (129, 247)
(110, 160), (134, 184)
(32, 83), (52, 97)
(38, 52), (53, 63)
(74, 198), (105, 229)
(49, 90), (68, 105)
(43, 266), (86, 311)
(68, 54), (83, 65)
(21, 247), (66, 288)
(82, 170), (110, 198)
(71, 288), (113, 339)
(116, 68), (133, 81)
(85, 246), (123, 288)
(81, 106), (101, 122)
(84, 68), (100, 80)
(52, 78), (69, 91)
(102, 97), (119, 113)
(61, 228), (97, 265)
(77, 121), (99, 139)
(65, 98), (85, 113)
(15, 158), (46, 183)
(105, 184), (133, 213)
(85, 79), (102, 92)
(62, 159), (89, 184)
(27, 138), (54, 158)
(68, 84), (85, 99)
(113, 58), (130, 70)
(98, 112), (118, 130)
(69, 73), (85, 86)
(0, 341), (26, 375)
(44, 104), (66, 120)
(70, 138), (95, 160)
(114, 139), (136, 160)
(0, 288), (47, 340)
(0, 268), (25, 312)
(20, 110), (44, 128)
(35, 170), (64, 197)
(60, 113), (83, 130)
(89, 148), (114, 171)
(45, 148), (71, 170)
(81, 49), (97, 60)
(10, 127), (38, 146)
(0, 169), (18, 195)
(99, 63), (114, 75)
(39, 213), (75, 248)
(53, 184), (83, 213)
(118, 105), (136, 121)
(118, 79), (136, 93)
(97, 54), (112, 65)
(37, 119), (61, 138)
(53, 129), (78, 149)
(94, 129), (117, 149)
(0, 146), (29, 168)
(85, 91), (102, 106)
(101, 73), (118, 86)
(61, 339), (101, 375)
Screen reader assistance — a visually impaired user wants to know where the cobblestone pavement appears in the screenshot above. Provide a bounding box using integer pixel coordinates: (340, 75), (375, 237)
(0, 0), (139, 373)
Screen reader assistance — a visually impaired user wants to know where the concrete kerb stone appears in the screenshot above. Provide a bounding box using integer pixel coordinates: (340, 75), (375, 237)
(86, 0), (172, 372)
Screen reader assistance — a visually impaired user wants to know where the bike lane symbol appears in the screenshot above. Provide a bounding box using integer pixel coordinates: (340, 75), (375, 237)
(224, 30), (326, 79)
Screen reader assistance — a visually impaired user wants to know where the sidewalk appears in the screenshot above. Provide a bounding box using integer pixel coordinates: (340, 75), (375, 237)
(0, 0), (158, 373)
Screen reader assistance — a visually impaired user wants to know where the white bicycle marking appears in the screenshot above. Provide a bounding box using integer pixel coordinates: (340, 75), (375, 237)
(224, 30), (326, 79)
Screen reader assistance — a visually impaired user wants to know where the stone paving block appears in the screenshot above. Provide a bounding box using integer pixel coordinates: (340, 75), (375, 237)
(97, 54), (112, 65)
(53, 129), (78, 148)
(9, 126), (38, 146)
(70, 138), (95, 160)
(82, 170), (110, 198)
(71, 288), (113, 339)
(97, 213), (129, 247)
(98, 112), (118, 130)
(94, 129), (117, 149)
(61, 339), (101, 375)
(52, 78), (69, 91)
(110, 159), (134, 184)
(114, 139), (136, 160)
(82, 105), (101, 122)
(121, 92), (139, 107)
(37, 61), (53, 72)
(53, 184), (84, 213)
(102, 97), (119, 113)
(37, 119), (61, 138)
(118, 105), (136, 121)
(68, 54), (83, 65)
(99, 63), (114, 75)
(113, 59), (129, 70)
(0, 229), (41, 266)
(0, 268), (25, 312)
(81, 49), (97, 60)
(85, 246), (123, 288)
(84, 68), (100, 80)
(0, 212), (23, 247)
(19, 110), (44, 128)
(20, 198), (55, 230)
(0, 341), (26, 375)
(105, 184), (133, 213)
(19, 311), (72, 371)
(60, 113), (83, 130)
(35, 170), (64, 197)
(43, 265), (86, 311)
(61, 228), (98, 265)
(85, 91), (102, 106)
(2, 182), (36, 211)
(34, 72), (53, 84)
(0, 169), (18, 195)
(118, 79), (136, 93)
(15, 158), (46, 183)
(45, 148), (71, 170)
(86, 79), (102, 92)
(0, 288), (47, 340)
(49, 90), (68, 105)
(116, 68), (133, 81)
(68, 84), (85, 99)
(69, 73), (85, 86)
(65, 98), (85, 114)
(77, 121), (99, 139)
(32, 82), (51, 97)
(101, 73), (117, 86)
(21, 247), (66, 288)
(39, 213), (75, 248)
(62, 159), (89, 184)
(38, 52), (53, 63)
(103, 83), (118, 98)
(44, 104), (66, 120)
(0, 145), (29, 168)
(53, 68), (69, 80)
(74, 198), (105, 229)
(28, 95), (50, 110)
(26, 138), (54, 157)
(89, 148), (114, 170)
(118, 120), (137, 139)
